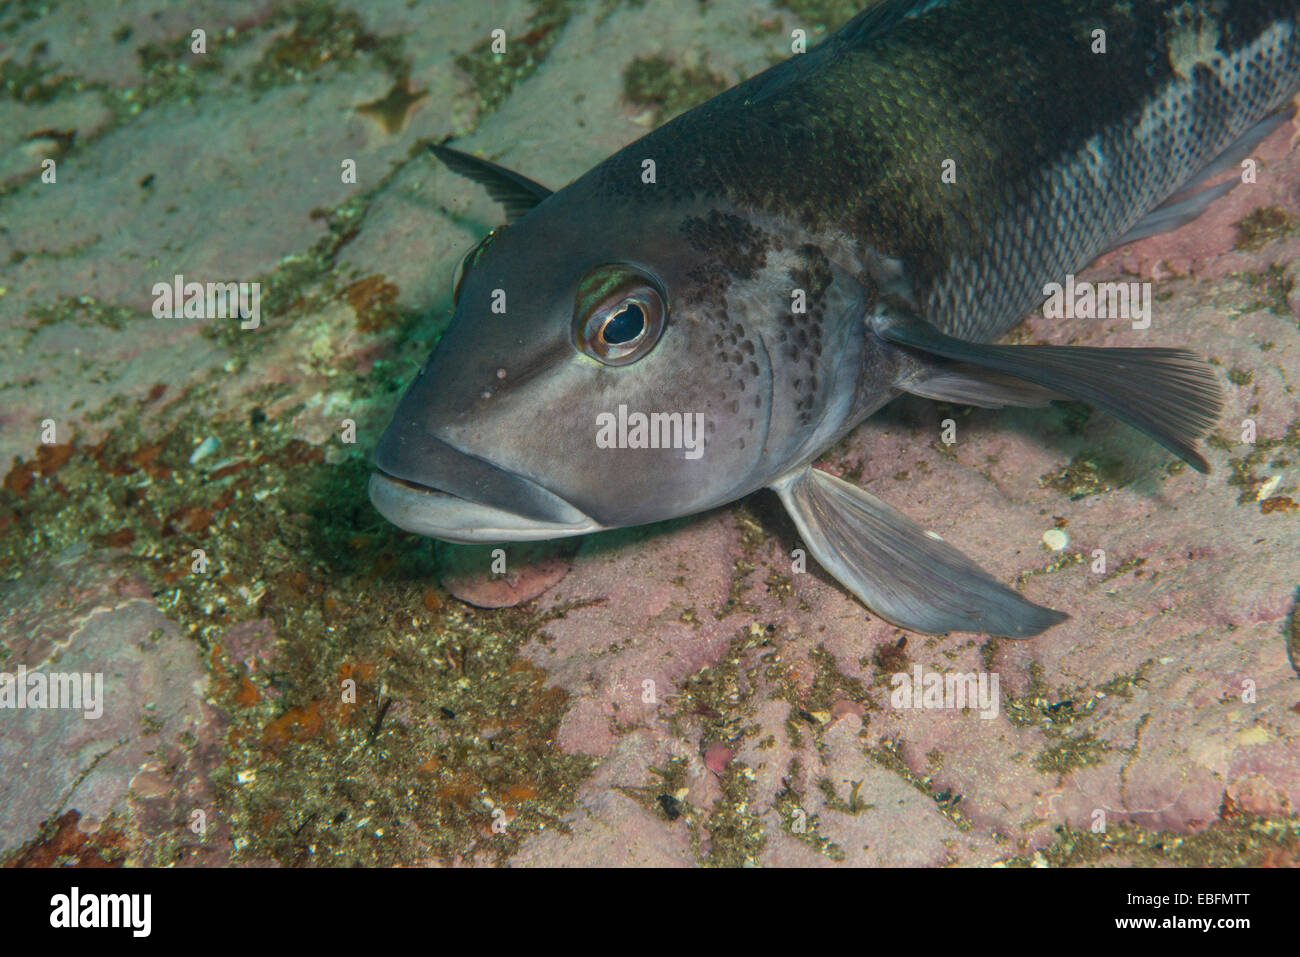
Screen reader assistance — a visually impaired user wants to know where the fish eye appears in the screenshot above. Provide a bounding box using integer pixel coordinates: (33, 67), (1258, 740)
(451, 228), (502, 306)
(602, 303), (645, 343)
(573, 264), (666, 366)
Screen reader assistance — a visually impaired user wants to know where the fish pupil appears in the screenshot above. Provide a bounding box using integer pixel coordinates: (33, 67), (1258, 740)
(602, 303), (645, 344)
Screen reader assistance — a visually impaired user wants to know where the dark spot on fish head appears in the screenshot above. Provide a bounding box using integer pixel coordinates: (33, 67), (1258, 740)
(680, 209), (778, 280)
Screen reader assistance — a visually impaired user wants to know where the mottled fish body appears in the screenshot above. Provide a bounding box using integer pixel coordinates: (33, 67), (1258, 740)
(370, 0), (1300, 637)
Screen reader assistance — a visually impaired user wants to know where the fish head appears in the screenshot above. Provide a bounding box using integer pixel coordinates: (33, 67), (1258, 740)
(369, 184), (804, 543)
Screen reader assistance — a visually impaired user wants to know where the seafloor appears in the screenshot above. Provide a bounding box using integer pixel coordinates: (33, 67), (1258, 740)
(1, 0), (1298, 867)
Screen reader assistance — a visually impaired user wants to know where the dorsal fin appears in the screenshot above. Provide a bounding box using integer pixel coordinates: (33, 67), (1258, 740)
(836, 0), (945, 47)
(428, 142), (554, 223)
(744, 0), (940, 105)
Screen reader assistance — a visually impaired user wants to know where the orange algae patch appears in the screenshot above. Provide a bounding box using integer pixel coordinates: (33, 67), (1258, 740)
(1260, 496), (1297, 514)
(344, 274), (400, 332)
(235, 677), (262, 707)
(263, 700), (328, 747)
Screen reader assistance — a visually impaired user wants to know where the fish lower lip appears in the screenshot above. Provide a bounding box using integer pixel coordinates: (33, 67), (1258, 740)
(367, 470), (601, 543)
(371, 426), (589, 525)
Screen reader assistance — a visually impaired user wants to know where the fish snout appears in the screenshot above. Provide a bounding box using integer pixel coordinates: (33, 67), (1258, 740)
(369, 423), (600, 542)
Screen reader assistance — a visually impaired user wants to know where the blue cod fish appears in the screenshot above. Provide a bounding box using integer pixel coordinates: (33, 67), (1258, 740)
(369, 0), (1300, 637)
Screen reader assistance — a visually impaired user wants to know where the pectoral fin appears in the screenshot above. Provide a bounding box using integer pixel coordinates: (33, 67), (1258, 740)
(876, 311), (1223, 472)
(898, 360), (1061, 408)
(428, 142), (553, 223)
(771, 466), (1068, 638)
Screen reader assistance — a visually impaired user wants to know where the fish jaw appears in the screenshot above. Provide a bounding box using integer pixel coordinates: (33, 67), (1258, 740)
(367, 471), (603, 543)
(369, 423), (604, 544)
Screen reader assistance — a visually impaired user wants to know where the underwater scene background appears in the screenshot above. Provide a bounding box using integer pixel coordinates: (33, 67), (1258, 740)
(1, 0), (1299, 867)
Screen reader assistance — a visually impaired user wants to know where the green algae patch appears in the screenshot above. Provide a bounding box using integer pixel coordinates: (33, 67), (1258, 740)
(21, 296), (143, 345)
(872, 737), (972, 833)
(713, 505), (767, 620)
(0, 46), (81, 104)
(661, 620), (873, 866)
(0, 1), (62, 36)
(622, 53), (729, 127)
(1094, 662), (1155, 700)
(806, 645), (872, 712)
(774, 779), (846, 861)
(124, 37), (227, 112)
(1001, 659), (1111, 733)
(761, 636), (875, 744)
(95, 21), (255, 123)
(1234, 205), (1299, 252)
(703, 760), (767, 867)
(1032, 730), (1112, 775)
(1288, 589), (1300, 679)
(196, 154), (433, 364)
(0, 365), (596, 867)
(1231, 263), (1295, 318)
(595, 0), (647, 24)
(665, 621), (868, 868)
(1098, 554), (1146, 584)
(817, 775), (872, 815)
(3, 105), (588, 858)
(455, 0), (577, 119)
(665, 624), (771, 865)
(1221, 419), (1300, 504)
(1006, 813), (1300, 867)
(220, 580), (599, 865)
(1040, 450), (1127, 499)
(249, 0), (408, 93)
(617, 755), (689, 824)
(1014, 549), (1086, 591)
(0, 1), (413, 198)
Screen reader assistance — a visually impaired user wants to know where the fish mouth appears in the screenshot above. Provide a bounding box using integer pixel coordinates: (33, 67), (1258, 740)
(368, 429), (602, 543)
